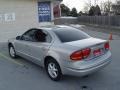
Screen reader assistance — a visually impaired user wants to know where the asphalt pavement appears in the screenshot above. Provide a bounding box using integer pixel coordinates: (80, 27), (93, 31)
(0, 26), (120, 90)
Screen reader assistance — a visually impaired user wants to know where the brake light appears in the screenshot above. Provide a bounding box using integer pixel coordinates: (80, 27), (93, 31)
(70, 48), (91, 61)
(82, 48), (91, 58)
(104, 42), (110, 50)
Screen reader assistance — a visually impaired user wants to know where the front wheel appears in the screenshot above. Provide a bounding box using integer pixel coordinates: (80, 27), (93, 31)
(9, 45), (17, 58)
(45, 59), (62, 81)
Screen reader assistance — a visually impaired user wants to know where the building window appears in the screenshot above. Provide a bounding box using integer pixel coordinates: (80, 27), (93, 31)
(4, 13), (15, 22)
(38, 2), (51, 22)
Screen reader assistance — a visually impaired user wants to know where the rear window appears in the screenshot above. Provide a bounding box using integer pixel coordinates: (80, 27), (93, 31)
(53, 27), (90, 42)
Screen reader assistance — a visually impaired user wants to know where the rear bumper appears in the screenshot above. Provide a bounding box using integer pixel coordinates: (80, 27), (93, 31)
(62, 52), (112, 76)
(63, 58), (111, 76)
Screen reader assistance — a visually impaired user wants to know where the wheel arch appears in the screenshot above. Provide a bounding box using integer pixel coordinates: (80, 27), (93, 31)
(45, 54), (63, 68)
(8, 42), (14, 49)
(44, 50), (61, 65)
(8, 42), (13, 47)
(44, 56), (59, 67)
(8, 41), (15, 48)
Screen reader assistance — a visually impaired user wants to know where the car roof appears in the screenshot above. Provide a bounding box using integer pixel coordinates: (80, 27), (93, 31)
(36, 25), (73, 31)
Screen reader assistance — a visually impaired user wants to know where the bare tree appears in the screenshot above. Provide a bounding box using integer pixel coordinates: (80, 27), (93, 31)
(94, 0), (99, 6)
(115, 0), (120, 3)
(100, 1), (104, 12)
(100, 0), (112, 15)
(105, 0), (112, 14)
(83, 0), (92, 13)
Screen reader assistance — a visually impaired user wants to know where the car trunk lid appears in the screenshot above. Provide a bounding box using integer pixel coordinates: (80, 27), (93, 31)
(65, 37), (109, 60)
(64, 37), (106, 48)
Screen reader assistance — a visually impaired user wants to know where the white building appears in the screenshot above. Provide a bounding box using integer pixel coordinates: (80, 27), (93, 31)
(0, 0), (62, 33)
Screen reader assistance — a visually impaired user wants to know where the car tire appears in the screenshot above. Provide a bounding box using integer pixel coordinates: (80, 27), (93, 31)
(9, 44), (17, 58)
(45, 58), (62, 81)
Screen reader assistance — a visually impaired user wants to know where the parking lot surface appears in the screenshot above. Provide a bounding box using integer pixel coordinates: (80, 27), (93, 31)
(0, 26), (120, 90)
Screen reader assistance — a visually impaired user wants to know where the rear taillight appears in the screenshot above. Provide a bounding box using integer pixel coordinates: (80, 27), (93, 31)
(82, 48), (91, 58)
(104, 42), (110, 50)
(70, 48), (91, 61)
(70, 50), (83, 61)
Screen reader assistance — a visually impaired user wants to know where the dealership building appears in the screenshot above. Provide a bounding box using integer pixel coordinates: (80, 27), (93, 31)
(0, 0), (62, 34)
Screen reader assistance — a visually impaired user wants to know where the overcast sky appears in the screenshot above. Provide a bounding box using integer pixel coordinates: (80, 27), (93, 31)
(62, 0), (116, 12)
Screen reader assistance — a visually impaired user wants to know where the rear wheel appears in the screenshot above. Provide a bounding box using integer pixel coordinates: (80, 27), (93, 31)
(9, 44), (17, 58)
(45, 59), (62, 81)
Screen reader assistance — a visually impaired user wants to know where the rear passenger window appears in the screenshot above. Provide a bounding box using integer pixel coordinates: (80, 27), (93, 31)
(34, 30), (52, 43)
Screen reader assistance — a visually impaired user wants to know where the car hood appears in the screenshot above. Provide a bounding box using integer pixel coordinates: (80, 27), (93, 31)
(64, 37), (107, 49)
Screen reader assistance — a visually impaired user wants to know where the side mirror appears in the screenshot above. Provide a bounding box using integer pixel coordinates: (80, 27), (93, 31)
(16, 36), (21, 40)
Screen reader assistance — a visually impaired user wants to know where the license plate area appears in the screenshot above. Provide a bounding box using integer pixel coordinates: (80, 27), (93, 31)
(93, 48), (103, 57)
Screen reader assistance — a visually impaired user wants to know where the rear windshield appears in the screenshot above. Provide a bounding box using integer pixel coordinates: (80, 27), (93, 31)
(53, 27), (90, 42)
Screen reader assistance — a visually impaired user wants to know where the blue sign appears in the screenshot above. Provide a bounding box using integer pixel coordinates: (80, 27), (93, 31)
(38, 2), (51, 22)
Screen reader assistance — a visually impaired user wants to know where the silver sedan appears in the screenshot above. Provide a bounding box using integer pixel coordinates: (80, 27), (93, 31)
(8, 25), (111, 81)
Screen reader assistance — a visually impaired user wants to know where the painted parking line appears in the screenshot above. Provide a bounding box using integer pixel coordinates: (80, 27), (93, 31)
(0, 52), (24, 66)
